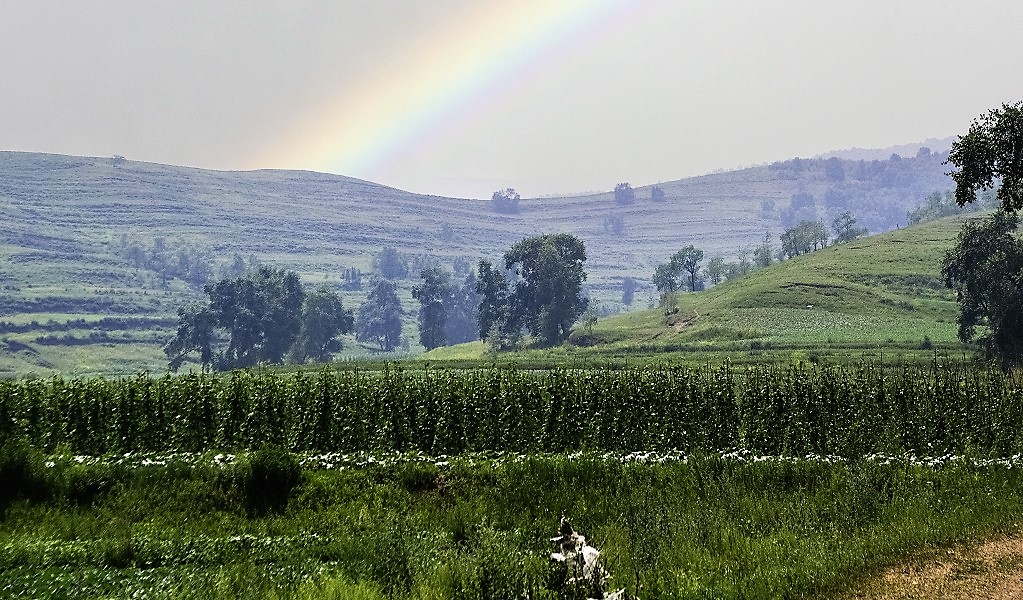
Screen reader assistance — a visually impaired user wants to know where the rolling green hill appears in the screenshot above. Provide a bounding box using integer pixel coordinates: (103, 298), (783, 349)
(425, 215), (975, 366)
(0, 149), (958, 375)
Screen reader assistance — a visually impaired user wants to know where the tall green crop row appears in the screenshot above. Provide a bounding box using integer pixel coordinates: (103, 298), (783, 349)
(2, 363), (1023, 457)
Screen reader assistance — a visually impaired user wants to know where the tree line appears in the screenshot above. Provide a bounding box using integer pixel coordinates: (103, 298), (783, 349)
(165, 233), (591, 370)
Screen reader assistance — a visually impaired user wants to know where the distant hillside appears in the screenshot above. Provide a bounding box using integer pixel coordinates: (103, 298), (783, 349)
(426, 215), (974, 366)
(0, 148), (962, 375)
(817, 136), (955, 161)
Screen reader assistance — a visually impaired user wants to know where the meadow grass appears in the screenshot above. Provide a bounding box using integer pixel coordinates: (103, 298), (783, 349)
(2, 451), (1021, 599)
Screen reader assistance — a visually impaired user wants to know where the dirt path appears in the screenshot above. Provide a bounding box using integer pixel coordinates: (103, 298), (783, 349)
(843, 529), (1023, 599)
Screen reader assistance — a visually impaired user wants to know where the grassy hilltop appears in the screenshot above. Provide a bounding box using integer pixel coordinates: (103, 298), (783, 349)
(0, 149), (955, 375)
(426, 215), (975, 366)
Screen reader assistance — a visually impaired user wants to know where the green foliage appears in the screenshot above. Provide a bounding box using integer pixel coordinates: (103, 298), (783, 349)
(491, 188), (521, 214)
(475, 260), (512, 346)
(947, 101), (1023, 211)
(906, 190), (986, 225)
(165, 266), (305, 371)
(7, 362), (1023, 458)
(3, 453), (1023, 599)
(941, 210), (1023, 365)
(373, 246), (408, 280)
(290, 286), (354, 364)
(412, 268), (452, 351)
(114, 234), (215, 290)
(780, 220), (829, 258)
(831, 211), (868, 243)
(654, 245), (704, 295)
(0, 437), (52, 509)
(237, 445), (303, 514)
(444, 270), (481, 346)
(355, 280), (403, 352)
(504, 233), (589, 346)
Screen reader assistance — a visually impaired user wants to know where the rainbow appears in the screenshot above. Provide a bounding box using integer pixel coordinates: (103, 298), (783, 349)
(270, 0), (632, 190)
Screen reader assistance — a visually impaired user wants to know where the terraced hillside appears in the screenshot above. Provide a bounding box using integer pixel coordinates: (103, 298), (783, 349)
(0, 149), (954, 375)
(425, 215), (977, 366)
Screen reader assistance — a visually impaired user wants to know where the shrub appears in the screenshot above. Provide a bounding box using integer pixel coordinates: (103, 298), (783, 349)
(239, 445), (302, 514)
(0, 437), (53, 509)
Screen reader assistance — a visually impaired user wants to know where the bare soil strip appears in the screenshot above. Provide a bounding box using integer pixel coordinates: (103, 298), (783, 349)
(843, 529), (1023, 600)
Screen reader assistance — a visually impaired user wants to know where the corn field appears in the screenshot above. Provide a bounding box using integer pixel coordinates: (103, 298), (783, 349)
(3, 363), (1023, 457)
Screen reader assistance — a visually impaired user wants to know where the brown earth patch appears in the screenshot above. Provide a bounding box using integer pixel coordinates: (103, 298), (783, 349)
(842, 529), (1023, 600)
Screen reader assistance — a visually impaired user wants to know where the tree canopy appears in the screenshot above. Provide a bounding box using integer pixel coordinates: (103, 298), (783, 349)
(653, 245), (704, 294)
(505, 233), (588, 346)
(355, 279), (403, 351)
(164, 266), (305, 371)
(941, 210), (1023, 366)
(412, 268), (450, 351)
(947, 101), (1023, 211)
(476, 233), (588, 348)
(491, 188), (521, 214)
(290, 285), (354, 364)
(831, 212), (868, 244)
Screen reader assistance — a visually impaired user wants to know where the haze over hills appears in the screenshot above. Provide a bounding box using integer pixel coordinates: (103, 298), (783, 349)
(0, 145), (961, 375)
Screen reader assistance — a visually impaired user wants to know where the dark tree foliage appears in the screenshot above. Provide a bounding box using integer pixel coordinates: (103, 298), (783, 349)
(164, 301), (216, 371)
(290, 285), (354, 364)
(947, 101), (1023, 211)
(613, 182), (635, 205)
(652, 262), (681, 294)
(705, 256), (726, 285)
(412, 268), (451, 351)
(444, 270), (480, 345)
(780, 221), (829, 258)
(475, 260), (512, 344)
(164, 266), (305, 371)
(374, 246), (408, 280)
(650, 185), (666, 202)
(655, 246), (704, 294)
(941, 211), (1023, 367)
(831, 211), (868, 244)
(621, 277), (638, 305)
(355, 279), (403, 351)
(491, 188), (521, 214)
(504, 233), (588, 346)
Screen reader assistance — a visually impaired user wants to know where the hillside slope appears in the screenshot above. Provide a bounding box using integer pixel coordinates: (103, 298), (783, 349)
(425, 215), (973, 365)
(0, 150), (956, 375)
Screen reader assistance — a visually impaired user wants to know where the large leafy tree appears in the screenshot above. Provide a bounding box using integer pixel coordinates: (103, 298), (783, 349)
(947, 101), (1023, 210)
(941, 211), (1023, 366)
(504, 233), (588, 346)
(653, 245), (705, 294)
(164, 266), (305, 371)
(444, 270), (480, 345)
(355, 279), (403, 351)
(475, 260), (512, 343)
(672, 245), (705, 292)
(412, 268), (451, 351)
(290, 285), (354, 363)
(831, 211), (868, 244)
(940, 102), (1023, 366)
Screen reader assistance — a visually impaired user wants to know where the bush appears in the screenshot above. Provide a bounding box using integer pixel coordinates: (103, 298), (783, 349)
(238, 445), (302, 514)
(0, 437), (53, 509)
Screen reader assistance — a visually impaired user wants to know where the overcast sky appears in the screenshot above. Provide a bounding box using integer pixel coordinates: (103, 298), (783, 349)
(1, 1), (1021, 199)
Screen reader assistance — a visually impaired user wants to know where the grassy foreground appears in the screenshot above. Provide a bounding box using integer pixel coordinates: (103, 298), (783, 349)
(2, 448), (1022, 599)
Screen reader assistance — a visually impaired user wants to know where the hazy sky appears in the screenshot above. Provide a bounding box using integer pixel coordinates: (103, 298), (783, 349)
(2, 1), (1021, 199)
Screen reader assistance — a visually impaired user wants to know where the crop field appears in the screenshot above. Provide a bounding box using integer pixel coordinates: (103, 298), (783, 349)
(3, 363), (1023, 598)
(5, 363), (1023, 457)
